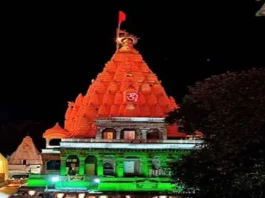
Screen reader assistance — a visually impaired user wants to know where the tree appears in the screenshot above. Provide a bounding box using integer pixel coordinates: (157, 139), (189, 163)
(167, 68), (265, 198)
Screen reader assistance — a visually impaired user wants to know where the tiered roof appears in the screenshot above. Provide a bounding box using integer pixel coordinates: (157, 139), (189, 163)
(44, 31), (184, 138)
(9, 136), (42, 165)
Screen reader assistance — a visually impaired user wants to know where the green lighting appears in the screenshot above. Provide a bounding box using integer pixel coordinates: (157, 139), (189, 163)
(28, 149), (187, 193)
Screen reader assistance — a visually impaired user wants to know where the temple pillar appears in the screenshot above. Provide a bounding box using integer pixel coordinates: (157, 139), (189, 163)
(161, 127), (167, 140)
(136, 128), (142, 139)
(78, 157), (85, 175)
(147, 159), (153, 177)
(41, 155), (47, 174)
(116, 158), (124, 177)
(95, 128), (102, 139)
(141, 129), (147, 140)
(42, 160), (47, 174)
(140, 157), (148, 176)
(116, 127), (121, 139)
(60, 157), (67, 175)
(97, 158), (104, 176)
(45, 139), (50, 148)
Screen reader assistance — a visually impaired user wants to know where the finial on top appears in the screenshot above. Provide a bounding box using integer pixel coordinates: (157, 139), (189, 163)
(115, 11), (138, 51)
(116, 29), (138, 51)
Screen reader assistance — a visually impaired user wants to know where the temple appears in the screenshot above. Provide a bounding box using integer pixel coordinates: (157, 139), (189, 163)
(26, 30), (203, 197)
(8, 136), (42, 176)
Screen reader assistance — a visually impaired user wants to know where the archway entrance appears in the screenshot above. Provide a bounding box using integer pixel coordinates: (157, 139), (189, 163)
(66, 155), (79, 175)
(85, 156), (97, 176)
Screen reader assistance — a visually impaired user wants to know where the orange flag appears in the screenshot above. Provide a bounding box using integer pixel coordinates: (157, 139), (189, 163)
(118, 11), (126, 24)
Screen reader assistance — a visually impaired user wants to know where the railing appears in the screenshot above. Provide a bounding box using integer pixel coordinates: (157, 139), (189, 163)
(61, 138), (203, 144)
(97, 117), (165, 122)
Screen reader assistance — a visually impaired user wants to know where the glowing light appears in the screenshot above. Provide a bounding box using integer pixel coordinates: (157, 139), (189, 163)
(0, 192), (8, 198)
(78, 193), (86, 198)
(99, 196), (108, 198)
(28, 190), (36, 196)
(51, 176), (59, 182)
(56, 193), (64, 198)
(94, 178), (100, 183)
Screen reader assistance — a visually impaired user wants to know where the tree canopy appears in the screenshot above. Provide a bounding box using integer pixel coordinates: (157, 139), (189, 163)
(167, 68), (265, 198)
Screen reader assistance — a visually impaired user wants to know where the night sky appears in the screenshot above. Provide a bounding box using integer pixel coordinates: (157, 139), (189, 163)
(1, 1), (265, 155)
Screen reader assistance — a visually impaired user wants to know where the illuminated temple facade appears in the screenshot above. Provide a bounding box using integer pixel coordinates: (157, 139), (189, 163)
(27, 31), (202, 197)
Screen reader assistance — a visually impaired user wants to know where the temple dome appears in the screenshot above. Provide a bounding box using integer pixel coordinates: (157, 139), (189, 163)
(62, 31), (179, 138)
(43, 122), (69, 139)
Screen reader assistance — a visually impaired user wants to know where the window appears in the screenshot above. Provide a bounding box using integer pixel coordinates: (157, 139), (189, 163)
(46, 160), (60, 170)
(146, 129), (161, 140)
(124, 158), (141, 176)
(103, 161), (114, 176)
(102, 128), (116, 140)
(66, 155), (79, 175)
(85, 156), (97, 176)
(103, 132), (114, 140)
(123, 130), (135, 140)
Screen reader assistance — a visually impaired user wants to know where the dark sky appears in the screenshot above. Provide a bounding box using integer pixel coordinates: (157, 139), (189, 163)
(1, 1), (265, 155)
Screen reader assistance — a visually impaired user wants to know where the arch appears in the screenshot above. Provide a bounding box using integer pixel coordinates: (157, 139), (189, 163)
(102, 128), (116, 140)
(146, 128), (162, 140)
(121, 128), (136, 140)
(84, 156), (97, 176)
(66, 155), (79, 175)
(103, 159), (115, 176)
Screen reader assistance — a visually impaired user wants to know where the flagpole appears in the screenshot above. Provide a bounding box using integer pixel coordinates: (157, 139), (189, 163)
(116, 23), (121, 51)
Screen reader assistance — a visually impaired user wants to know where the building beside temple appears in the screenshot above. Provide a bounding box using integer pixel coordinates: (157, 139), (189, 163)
(26, 30), (203, 197)
(8, 136), (42, 176)
(0, 153), (8, 183)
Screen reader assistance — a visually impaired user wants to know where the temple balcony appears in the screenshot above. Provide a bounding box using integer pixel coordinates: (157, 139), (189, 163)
(60, 138), (203, 150)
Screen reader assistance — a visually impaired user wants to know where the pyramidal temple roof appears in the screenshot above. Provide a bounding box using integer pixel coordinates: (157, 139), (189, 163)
(48, 31), (180, 138)
(62, 31), (179, 138)
(9, 136), (42, 165)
